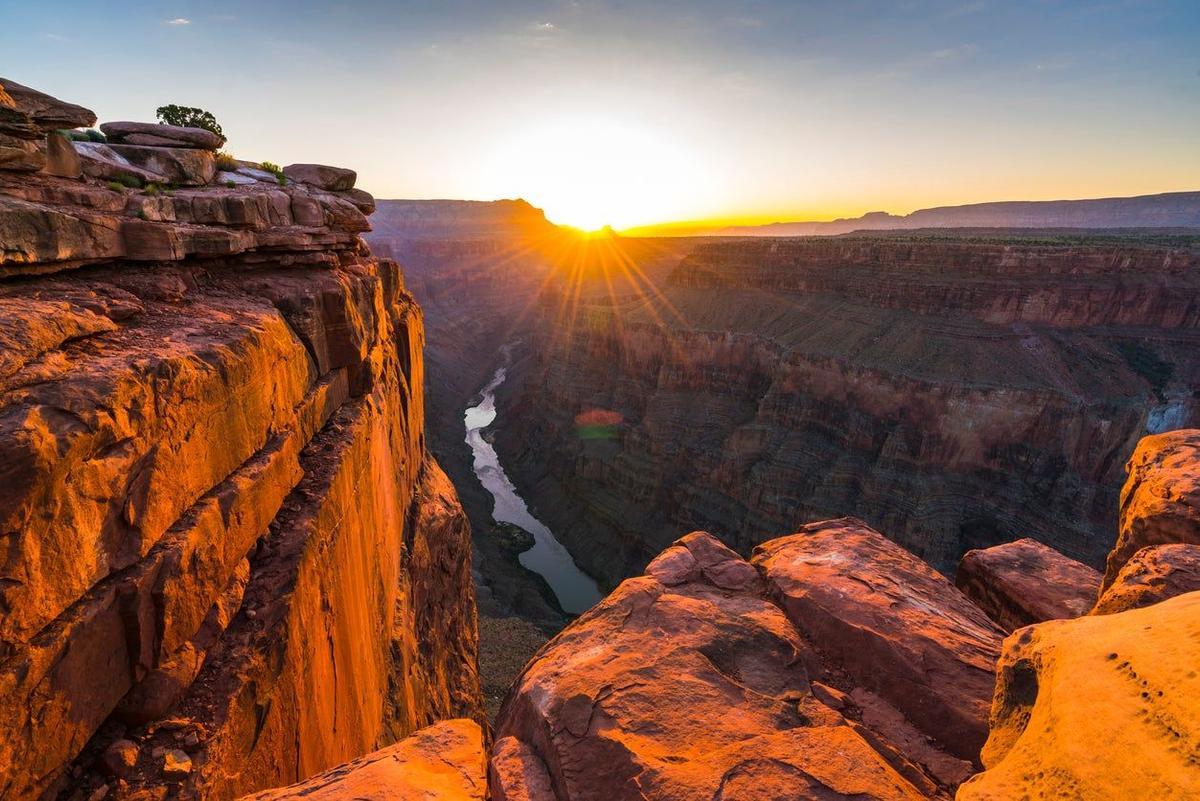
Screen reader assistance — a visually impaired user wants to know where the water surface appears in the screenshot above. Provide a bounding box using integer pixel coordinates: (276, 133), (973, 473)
(464, 357), (602, 614)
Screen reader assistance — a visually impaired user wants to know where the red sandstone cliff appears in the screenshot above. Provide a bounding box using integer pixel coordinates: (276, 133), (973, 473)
(0, 79), (482, 801)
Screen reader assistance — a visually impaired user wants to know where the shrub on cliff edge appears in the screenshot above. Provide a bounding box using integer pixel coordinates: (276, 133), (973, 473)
(155, 104), (224, 138)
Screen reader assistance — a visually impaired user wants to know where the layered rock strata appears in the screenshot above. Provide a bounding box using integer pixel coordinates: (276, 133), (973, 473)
(498, 234), (1200, 587)
(955, 538), (1101, 631)
(0, 79), (481, 801)
(492, 520), (1003, 799)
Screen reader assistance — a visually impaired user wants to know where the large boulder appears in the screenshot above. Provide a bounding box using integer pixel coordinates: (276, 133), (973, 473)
(100, 120), (225, 150)
(284, 163), (356, 191)
(1092, 543), (1200, 615)
(106, 143), (216, 185)
(237, 720), (486, 800)
(955, 538), (1101, 631)
(492, 531), (933, 801)
(1104, 429), (1200, 590)
(752, 518), (1004, 763)
(958, 592), (1200, 800)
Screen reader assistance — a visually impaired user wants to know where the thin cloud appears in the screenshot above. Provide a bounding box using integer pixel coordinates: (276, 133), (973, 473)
(530, 22), (556, 32)
(166, 18), (192, 26)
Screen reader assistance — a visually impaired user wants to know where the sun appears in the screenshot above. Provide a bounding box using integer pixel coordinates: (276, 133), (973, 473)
(476, 115), (713, 231)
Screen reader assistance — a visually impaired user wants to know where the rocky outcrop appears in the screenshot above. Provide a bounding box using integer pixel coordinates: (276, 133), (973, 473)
(237, 720), (487, 801)
(753, 520), (1003, 764)
(958, 592), (1200, 800)
(0, 80), (481, 801)
(1092, 543), (1200, 614)
(101, 121), (225, 150)
(497, 234), (1200, 587)
(492, 523), (1003, 799)
(1103, 428), (1200, 589)
(955, 538), (1101, 631)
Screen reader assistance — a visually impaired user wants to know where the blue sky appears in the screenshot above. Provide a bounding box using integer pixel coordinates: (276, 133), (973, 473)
(3, 1), (1198, 227)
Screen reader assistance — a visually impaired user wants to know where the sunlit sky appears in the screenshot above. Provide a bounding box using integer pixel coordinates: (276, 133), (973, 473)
(3, 1), (1199, 230)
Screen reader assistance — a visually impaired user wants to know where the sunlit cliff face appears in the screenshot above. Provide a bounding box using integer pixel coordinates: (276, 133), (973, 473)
(476, 114), (714, 231)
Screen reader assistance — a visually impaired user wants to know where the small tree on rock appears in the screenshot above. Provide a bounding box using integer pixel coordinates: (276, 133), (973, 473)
(155, 104), (223, 138)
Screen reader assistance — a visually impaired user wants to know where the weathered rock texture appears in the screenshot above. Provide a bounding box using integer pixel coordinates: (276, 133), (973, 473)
(959, 591), (1200, 800)
(497, 234), (1200, 588)
(1104, 428), (1200, 589)
(237, 720), (487, 801)
(1092, 543), (1200, 615)
(955, 538), (1101, 631)
(493, 522), (1003, 800)
(0, 80), (481, 801)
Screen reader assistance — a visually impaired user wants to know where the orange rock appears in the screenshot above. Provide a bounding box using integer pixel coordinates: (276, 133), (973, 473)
(493, 531), (934, 800)
(1104, 429), (1200, 590)
(1092, 543), (1200, 615)
(955, 538), (1101, 631)
(237, 720), (486, 800)
(959, 592), (1200, 800)
(753, 519), (1004, 764)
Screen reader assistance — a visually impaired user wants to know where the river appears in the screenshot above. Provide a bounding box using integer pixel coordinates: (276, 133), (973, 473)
(463, 354), (602, 615)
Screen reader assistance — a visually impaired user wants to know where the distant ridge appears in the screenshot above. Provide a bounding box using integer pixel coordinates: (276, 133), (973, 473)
(716, 190), (1200, 237)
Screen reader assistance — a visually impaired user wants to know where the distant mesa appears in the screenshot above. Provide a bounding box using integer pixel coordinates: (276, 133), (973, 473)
(716, 191), (1200, 236)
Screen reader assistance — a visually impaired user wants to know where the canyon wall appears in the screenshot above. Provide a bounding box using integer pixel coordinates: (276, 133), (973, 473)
(0, 80), (481, 800)
(497, 234), (1200, 586)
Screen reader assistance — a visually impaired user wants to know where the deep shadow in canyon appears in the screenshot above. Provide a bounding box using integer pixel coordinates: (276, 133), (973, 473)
(367, 205), (1200, 602)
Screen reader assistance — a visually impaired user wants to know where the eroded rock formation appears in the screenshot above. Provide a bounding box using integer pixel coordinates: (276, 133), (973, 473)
(0, 79), (481, 801)
(958, 592), (1200, 800)
(492, 521), (1002, 799)
(955, 538), (1101, 631)
(1092, 543), (1200, 614)
(1104, 428), (1200, 589)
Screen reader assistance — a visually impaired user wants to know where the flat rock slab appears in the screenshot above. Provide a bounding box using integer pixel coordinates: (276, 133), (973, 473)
(1092, 543), (1200, 615)
(101, 120), (224, 150)
(1104, 429), (1200, 589)
(960, 592), (1200, 800)
(956, 538), (1101, 631)
(753, 517), (1004, 763)
(237, 720), (486, 800)
(284, 163), (356, 191)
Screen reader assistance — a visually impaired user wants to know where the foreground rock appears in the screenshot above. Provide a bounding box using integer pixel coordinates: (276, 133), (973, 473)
(1092, 543), (1200, 614)
(493, 527), (1002, 800)
(1104, 429), (1200, 589)
(753, 519), (1003, 765)
(0, 80), (481, 801)
(955, 538), (1101, 631)
(238, 720), (486, 800)
(959, 592), (1200, 800)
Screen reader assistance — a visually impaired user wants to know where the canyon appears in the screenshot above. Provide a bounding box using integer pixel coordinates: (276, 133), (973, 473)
(495, 232), (1200, 587)
(3, 78), (1200, 801)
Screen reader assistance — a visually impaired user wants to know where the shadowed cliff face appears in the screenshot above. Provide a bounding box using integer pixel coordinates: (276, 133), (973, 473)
(0, 80), (481, 801)
(495, 234), (1200, 586)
